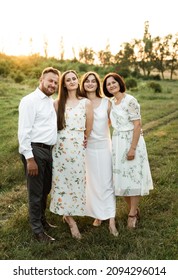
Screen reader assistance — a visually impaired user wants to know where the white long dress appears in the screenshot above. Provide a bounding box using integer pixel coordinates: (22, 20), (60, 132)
(110, 94), (153, 196)
(86, 98), (116, 220)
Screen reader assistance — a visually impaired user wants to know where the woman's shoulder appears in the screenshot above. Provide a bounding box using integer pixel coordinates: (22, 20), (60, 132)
(79, 97), (89, 104)
(78, 97), (92, 108)
(53, 99), (59, 112)
(108, 96), (115, 104)
(79, 97), (87, 101)
(101, 97), (112, 108)
(125, 93), (138, 103)
(54, 98), (58, 104)
(102, 97), (110, 103)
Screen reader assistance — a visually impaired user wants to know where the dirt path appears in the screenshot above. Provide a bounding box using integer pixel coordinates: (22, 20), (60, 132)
(143, 109), (178, 134)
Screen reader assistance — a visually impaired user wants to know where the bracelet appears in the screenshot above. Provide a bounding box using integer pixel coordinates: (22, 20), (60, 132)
(131, 146), (136, 150)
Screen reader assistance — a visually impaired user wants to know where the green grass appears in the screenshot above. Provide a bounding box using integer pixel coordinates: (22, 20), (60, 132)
(0, 78), (178, 260)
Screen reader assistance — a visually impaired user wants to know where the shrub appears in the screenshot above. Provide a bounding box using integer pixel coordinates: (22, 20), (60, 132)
(142, 74), (161, 81)
(148, 82), (162, 93)
(131, 70), (142, 79)
(125, 78), (137, 89)
(14, 72), (25, 83)
(29, 67), (43, 79)
(0, 61), (11, 77)
(78, 63), (88, 72)
(114, 67), (131, 78)
(151, 74), (161, 81)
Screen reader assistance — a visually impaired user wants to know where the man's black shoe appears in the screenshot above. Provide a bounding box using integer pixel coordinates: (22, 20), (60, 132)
(34, 232), (55, 242)
(42, 221), (58, 230)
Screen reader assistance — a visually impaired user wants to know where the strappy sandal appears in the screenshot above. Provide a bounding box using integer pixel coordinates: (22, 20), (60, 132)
(63, 216), (82, 240)
(127, 208), (140, 229)
(109, 225), (119, 237)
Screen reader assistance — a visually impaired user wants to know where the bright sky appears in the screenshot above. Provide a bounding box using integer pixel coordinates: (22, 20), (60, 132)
(0, 0), (177, 59)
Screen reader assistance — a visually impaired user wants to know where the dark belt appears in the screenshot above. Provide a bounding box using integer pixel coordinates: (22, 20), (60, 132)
(31, 142), (53, 150)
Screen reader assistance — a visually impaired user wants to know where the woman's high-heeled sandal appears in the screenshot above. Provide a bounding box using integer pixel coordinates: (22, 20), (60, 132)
(109, 225), (119, 237)
(93, 219), (102, 227)
(127, 214), (137, 228)
(127, 208), (140, 229)
(63, 216), (82, 240)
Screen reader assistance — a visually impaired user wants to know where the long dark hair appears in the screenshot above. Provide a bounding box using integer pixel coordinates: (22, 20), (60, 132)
(57, 70), (83, 130)
(103, 72), (126, 98)
(80, 71), (102, 98)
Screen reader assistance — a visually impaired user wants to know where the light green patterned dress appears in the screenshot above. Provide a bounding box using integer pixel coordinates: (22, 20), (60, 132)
(50, 98), (87, 216)
(110, 94), (153, 196)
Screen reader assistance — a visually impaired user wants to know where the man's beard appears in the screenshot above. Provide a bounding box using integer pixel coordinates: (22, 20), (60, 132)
(41, 84), (55, 96)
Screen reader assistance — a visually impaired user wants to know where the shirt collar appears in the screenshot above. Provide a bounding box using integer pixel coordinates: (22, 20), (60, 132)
(36, 87), (50, 99)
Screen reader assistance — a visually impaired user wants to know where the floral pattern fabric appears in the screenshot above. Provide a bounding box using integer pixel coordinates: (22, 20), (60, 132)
(50, 98), (87, 216)
(110, 94), (153, 196)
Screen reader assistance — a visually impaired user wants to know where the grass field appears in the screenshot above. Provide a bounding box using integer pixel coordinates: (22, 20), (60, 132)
(0, 77), (178, 260)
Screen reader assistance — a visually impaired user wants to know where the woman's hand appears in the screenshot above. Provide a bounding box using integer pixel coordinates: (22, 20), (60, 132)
(127, 147), (136, 160)
(127, 119), (141, 160)
(83, 135), (87, 148)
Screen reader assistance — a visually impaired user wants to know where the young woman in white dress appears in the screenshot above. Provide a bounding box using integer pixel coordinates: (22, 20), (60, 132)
(103, 72), (153, 229)
(50, 70), (93, 239)
(81, 71), (118, 236)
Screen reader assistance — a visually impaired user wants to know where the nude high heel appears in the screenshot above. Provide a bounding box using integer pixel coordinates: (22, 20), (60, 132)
(63, 216), (82, 240)
(109, 225), (119, 237)
(109, 219), (118, 237)
(93, 219), (102, 227)
(127, 215), (137, 228)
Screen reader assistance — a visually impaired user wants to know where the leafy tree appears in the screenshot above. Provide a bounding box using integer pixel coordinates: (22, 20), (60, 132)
(59, 36), (65, 61)
(134, 39), (147, 75)
(153, 35), (170, 79)
(98, 42), (113, 66)
(79, 47), (95, 64)
(43, 37), (48, 58)
(165, 33), (178, 80)
(136, 21), (154, 76)
(114, 41), (137, 71)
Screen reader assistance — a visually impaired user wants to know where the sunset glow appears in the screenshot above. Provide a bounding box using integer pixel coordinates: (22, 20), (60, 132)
(0, 0), (177, 59)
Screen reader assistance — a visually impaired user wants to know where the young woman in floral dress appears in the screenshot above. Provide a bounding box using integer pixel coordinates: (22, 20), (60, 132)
(50, 70), (93, 239)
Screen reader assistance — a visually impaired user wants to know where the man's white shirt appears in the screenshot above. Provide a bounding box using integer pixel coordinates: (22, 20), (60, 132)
(18, 88), (57, 159)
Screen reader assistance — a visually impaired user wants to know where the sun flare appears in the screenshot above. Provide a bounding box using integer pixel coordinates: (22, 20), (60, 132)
(0, 0), (177, 59)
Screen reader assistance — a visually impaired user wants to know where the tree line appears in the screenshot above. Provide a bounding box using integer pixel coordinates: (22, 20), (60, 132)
(78, 22), (178, 80)
(0, 22), (177, 81)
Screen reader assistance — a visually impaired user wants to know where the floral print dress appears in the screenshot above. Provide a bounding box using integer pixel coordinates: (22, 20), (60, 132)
(110, 94), (153, 196)
(50, 98), (87, 216)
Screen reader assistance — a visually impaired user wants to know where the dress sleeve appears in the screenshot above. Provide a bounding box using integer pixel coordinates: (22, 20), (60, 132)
(128, 97), (141, 120)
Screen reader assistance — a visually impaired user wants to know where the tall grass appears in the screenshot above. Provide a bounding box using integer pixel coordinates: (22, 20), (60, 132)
(0, 77), (178, 260)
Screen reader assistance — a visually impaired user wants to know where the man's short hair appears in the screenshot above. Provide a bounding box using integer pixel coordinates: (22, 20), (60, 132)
(42, 67), (61, 77)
